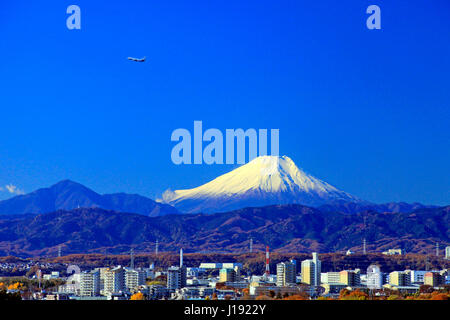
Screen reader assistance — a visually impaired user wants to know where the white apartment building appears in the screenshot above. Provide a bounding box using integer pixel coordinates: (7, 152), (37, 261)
(167, 266), (187, 290)
(104, 266), (125, 294)
(366, 265), (383, 289)
(276, 261), (296, 286)
(125, 268), (147, 291)
(321, 272), (341, 284)
(80, 269), (101, 297)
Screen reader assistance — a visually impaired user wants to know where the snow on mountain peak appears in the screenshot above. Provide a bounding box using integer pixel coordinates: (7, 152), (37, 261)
(163, 155), (359, 213)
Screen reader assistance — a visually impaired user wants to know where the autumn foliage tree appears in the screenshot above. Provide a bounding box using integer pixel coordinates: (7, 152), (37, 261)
(130, 292), (145, 300)
(7, 282), (21, 290)
(282, 294), (307, 300)
(339, 289), (369, 300)
(430, 292), (449, 301)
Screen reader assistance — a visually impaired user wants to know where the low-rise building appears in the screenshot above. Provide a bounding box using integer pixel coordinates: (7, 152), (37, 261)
(249, 284), (299, 297)
(383, 249), (404, 255)
(148, 285), (169, 300)
(321, 283), (348, 295)
(45, 293), (70, 300)
(382, 284), (420, 294)
(199, 263), (243, 270)
(424, 272), (445, 287)
(223, 281), (249, 289)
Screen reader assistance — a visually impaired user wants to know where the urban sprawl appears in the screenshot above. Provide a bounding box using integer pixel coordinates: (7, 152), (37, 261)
(1, 246), (450, 301)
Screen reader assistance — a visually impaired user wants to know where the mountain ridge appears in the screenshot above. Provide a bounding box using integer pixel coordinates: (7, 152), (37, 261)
(0, 180), (179, 217)
(0, 204), (448, 257)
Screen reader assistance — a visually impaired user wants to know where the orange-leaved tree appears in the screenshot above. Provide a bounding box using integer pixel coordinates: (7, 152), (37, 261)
(130, 292), (145, 300)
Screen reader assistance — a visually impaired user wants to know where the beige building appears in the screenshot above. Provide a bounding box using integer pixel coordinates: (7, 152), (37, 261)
(301, 252), (321, 286)
(340, 270), (360, 286)
(389, 271), (410, 287)
(219, 268), (236, 282)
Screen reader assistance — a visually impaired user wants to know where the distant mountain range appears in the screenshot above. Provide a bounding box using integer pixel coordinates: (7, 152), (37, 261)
(0, 180), (179, 217)
(318, 201), (437, 214)
(0, 204), (448, 257)
(0, 158), (436, 217)
(0, 155), (445, 257)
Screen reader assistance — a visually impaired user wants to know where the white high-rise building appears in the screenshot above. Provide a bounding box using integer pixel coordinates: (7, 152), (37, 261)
(104, 266), (125, 294)
(301, 252), (321, 287)
(80, 269), (101, 297)
(276, 261), (296, 286)
(125, 268), (147, 291)
(167, 266), (186, 290)
(167, 248), (187, 290)
(366, 265), (383, 289)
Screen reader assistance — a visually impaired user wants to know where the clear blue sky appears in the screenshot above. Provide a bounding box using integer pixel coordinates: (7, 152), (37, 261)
(0, 0), (449, 205)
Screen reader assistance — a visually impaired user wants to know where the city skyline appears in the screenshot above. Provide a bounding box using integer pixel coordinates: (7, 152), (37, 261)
(1, 250), (449, 301)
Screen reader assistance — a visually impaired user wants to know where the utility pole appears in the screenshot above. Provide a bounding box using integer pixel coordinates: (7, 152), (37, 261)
(155, 240), (159, 256)
(249, 237), (253, 253)
(436, 242), (439, 257)
(363, 214), (368, 255)
(332, 244), (338, 271)
(130, 248), (134, 269)
(37, 269), (42, 291)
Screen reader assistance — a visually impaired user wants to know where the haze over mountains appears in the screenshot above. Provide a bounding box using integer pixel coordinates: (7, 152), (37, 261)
(0, 180), (179, 217)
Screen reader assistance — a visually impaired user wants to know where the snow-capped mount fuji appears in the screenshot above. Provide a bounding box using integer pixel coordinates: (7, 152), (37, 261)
(162, 155), (361, 213)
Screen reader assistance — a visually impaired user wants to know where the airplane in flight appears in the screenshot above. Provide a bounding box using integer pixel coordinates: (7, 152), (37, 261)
(127, 56), (146, 62)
